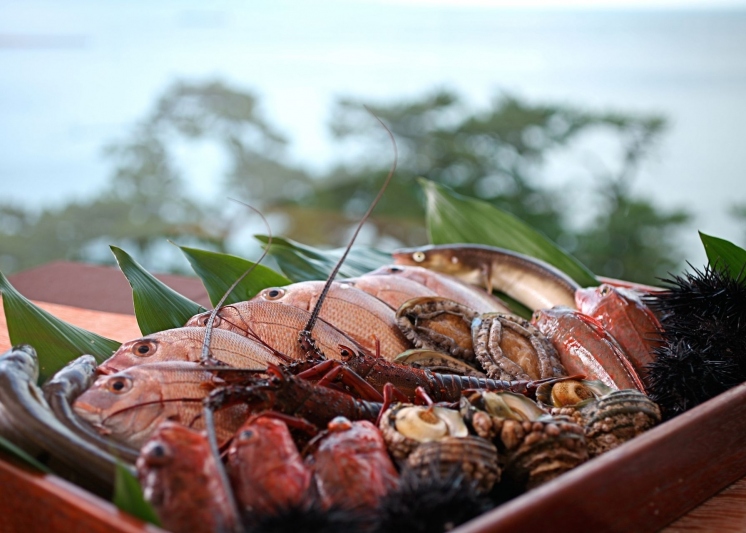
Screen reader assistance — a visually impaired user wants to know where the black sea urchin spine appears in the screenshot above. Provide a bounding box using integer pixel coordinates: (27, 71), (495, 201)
(645, 265), (746, 419)
(374, 466), (494, 533)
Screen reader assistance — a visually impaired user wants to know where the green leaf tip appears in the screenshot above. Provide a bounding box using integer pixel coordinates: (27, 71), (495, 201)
(113, 461), (161, 527)
(255, 235), (390, 282)
(0, 270), (120, 382)
(699, 232), (746, 281)
(177, 245), (291, 306)
(111, 246), (206, 335)
(420, 179), (598, 287)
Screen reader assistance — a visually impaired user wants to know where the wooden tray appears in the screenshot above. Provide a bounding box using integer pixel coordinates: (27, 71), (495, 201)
(0, 379), (744, 533)
(1, 263), (745, 532)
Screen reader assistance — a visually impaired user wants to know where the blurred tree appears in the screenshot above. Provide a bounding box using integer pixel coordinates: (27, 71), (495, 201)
(571, 115), (691, 284)
(280, 89), (689, 283)
(0, 80), (310, 273)
(0, 81), (691, 284)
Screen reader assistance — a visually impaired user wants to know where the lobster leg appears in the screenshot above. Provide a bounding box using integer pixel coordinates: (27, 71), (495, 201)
(376, 383), (412, 426)
(296, 359), (385, 403)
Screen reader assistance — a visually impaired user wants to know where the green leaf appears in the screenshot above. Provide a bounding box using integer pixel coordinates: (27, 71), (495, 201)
(0, 271), (120, 382)
(113, 461), (161, 527)
(0, 434), (52, 473)
(255, 235), (391, 282)
(178, 245), (291, 306)
(700, 231), (746, 281)
(111, 246), (206, 335)
(421, 179), (598, 287)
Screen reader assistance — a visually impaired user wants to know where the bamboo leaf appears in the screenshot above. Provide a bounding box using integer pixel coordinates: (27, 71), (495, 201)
(421, 179), (598, 287)
(113, 461), (161, 527)
(0, 435), (52, 473)
(0, 271), (120, 381)
(111, 246), (206, 335)
(700, 232), (746, 281)
(178, 245), (291, 306)
(255, 235), (391, 282)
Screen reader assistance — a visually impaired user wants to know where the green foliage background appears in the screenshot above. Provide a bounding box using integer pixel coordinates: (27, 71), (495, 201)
(0, 79), (710, 285)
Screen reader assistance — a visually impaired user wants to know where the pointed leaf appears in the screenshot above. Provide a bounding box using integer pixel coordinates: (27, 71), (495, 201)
(111, 246), (206, 335)
(178, 245), (291, 306)
(0, 435), (52, 473)
(113, 461), (161, 527)
(0, 271), (120, 381)
(255, 235), (391, 282)
(421, 179), (598, 287)
(700, 232), (746, 281)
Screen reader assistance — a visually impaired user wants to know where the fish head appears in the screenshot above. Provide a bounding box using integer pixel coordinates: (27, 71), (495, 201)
(73, 366), (167, 448)
(230, 416), (296, 466)
(98, 328), (207, 373)
(136, 422), (210, 508)
(575, 284), (621, 314)
(255, 282), (316, 311)
(185, 306), (252, 336)
(393, 246), (475, 277)
(530, 307), (566, 335)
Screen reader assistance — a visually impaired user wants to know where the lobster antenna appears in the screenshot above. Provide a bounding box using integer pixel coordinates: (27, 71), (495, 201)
(201, 200), (273, 365)
(300, 109), (398, 350)
(203, 405), (244, 533)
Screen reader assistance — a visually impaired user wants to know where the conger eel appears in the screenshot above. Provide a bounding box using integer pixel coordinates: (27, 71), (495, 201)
(393, 244), (581, 311)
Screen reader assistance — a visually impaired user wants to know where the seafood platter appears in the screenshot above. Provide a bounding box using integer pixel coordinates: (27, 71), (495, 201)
(1, 180), (746, 533)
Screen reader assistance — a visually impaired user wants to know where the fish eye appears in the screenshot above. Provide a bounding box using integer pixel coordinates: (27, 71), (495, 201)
(132, 340), (157, 357)
(200, 314), (222, 328)
(142, 441), (171, 466)
(107, 377), (132, 394)
(239, 429), (255, 440)
(600, 285), (613, 296)
(262, 288), (286, 300)
(412, 251), (426, 263)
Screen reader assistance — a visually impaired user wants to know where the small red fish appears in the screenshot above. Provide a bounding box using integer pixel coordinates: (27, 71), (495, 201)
(532, 307), (644, 392)
(307, 417), (399, 510)
(227, 414), (315, 516)
(137, 422), (239, 533)
(575, 284), (664, 375)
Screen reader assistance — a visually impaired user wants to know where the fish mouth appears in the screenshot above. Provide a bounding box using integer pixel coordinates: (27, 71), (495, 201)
(95, 363), (117, 376)
(72, 400), (102, 422)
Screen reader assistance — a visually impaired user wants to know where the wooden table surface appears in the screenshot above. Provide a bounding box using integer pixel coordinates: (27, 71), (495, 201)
(1, 261), (746, 532)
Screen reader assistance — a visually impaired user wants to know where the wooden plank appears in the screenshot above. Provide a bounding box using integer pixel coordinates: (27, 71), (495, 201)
(0, 456), (166, 533)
